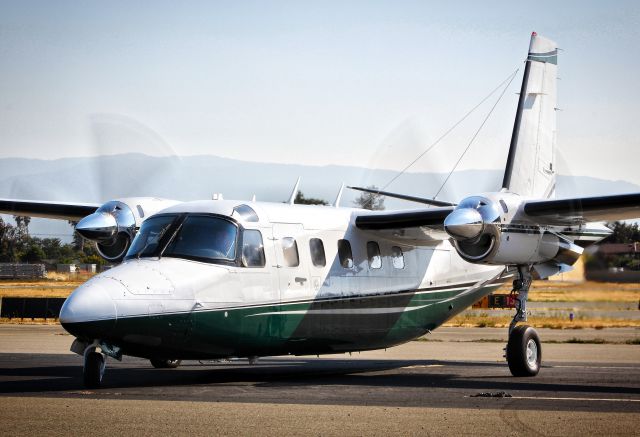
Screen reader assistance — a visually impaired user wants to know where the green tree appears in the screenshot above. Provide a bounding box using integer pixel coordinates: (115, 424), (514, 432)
(20, 242), (46, 263)
(294, 191), (328, 205)
(353, 185), (385, 210)
(0, 218), (20, 262)
(606, 222), (640, 244)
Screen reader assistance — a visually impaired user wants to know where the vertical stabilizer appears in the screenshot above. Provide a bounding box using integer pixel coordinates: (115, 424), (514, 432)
(502, 33), (558, 198)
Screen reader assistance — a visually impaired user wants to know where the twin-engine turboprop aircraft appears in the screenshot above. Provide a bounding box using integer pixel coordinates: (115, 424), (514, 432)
(1, 33), (639, 388)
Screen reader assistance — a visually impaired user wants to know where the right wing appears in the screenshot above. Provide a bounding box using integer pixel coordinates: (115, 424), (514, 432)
(521, 192), (640, 226)
(0, 199), (100, 221)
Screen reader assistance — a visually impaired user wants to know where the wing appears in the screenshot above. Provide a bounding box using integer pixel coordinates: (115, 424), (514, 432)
(354, 207), (454, 244)
(0, 199), (100, 221)
(521, 192), (640, 226)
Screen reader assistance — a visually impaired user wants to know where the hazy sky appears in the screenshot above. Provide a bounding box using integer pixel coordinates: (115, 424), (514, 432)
(1, 1), (639, 185)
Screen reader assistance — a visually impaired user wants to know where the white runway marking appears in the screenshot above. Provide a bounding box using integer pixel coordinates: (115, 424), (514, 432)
(552, 365), (640, 370)
(510, 396), (640, 403)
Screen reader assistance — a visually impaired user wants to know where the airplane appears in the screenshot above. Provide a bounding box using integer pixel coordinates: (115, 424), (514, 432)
(1, 32), (639, 388)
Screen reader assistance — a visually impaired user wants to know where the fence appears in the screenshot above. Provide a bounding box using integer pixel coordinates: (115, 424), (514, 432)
(0, 263), (46, 279)
(586, 269), (640, 283)
(0, 297), (66, 320)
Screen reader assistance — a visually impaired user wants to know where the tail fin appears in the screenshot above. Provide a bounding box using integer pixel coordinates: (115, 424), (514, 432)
(502, 32), (558, 199)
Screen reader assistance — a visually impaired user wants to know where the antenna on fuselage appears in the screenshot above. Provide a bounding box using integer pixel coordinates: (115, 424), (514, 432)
(333, 183), (345, 207)
(251, 194), (256, 202)
(287, 177), (301, 205)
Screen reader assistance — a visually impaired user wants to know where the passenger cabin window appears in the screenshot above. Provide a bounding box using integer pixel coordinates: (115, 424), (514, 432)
(163, 215), (237, 262)
(242, 230), (266, 267)
(309, 238), (326, 267)
(337, 239), (353, 269)
(367, 241), (382, 269)
(281, 237), (300, 267)
(391, 246), (404, 269)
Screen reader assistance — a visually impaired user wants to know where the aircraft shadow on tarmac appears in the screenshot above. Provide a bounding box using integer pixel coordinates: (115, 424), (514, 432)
(0, 353), (639, 397)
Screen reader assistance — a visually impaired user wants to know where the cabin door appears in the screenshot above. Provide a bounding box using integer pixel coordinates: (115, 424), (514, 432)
(272, 223), (311, 301)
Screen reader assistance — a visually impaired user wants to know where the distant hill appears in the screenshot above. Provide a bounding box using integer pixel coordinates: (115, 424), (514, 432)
(1, 154), (638, 241)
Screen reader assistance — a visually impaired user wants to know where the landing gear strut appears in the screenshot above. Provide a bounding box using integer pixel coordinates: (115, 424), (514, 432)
(505, 266), (541, 377)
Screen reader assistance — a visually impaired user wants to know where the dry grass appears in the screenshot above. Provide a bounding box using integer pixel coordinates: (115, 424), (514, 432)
(0, 272), (94, 298)
(496, 280), (640, 303)
(0, 317), (60, 325)
(445, 313), (640, 329)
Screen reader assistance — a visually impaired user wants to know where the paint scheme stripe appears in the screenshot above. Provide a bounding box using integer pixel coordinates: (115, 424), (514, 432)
(112, 280), (502, 320)
(248, 303), (434, 317)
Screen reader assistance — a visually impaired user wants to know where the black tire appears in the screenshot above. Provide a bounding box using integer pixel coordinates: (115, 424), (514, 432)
(150, 359), (182, 369)
(506, 325), (541, 377)
(84, 352), (104, 388)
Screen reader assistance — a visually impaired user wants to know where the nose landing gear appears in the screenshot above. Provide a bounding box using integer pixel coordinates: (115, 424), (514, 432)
(83, 348), (106, 388)
(505, 266), (541, 377)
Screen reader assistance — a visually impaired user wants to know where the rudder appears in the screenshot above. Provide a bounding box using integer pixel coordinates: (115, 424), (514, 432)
(502, 33), (558, 199)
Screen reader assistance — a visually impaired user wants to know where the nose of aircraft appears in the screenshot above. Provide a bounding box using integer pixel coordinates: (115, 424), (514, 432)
(60, 278), (122, 339)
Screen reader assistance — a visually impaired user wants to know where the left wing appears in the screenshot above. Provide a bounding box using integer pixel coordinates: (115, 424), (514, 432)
(521, 192), (640, 226)
(354, 207), (454, 244)
(355, 207), (454, 230)
(0, 199), (100, 221)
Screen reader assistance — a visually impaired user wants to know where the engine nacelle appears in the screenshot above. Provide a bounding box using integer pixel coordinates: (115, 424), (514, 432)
(453, 227), (583, 266)
(76, 197), (179, 262)
(445, 194), (583, 267)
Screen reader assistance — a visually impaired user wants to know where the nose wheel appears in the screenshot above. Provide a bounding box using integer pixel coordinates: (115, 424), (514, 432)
(506, 266), (541, 377)
(83, 350), (106, 388)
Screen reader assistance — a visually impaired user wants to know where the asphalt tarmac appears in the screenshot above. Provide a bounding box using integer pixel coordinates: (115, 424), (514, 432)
(1, 325), (639, 436)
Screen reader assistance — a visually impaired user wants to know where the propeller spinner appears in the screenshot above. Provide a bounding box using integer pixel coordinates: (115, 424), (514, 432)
(75, 201), (137, 262)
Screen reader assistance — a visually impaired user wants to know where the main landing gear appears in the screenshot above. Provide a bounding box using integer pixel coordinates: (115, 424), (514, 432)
(150, 359), (182, 369)
(505, 266), (541, 377)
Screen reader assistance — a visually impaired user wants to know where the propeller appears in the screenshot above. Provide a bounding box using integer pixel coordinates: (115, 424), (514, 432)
(70, 114), (185, 262)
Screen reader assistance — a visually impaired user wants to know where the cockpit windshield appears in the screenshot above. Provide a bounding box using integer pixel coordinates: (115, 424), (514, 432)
(164, 215), (237, 262)
(126, 214), (238, 263)
(126, 215), (176, 259)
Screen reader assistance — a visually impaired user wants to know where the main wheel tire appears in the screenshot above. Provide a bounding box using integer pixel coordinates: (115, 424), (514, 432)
(506, 325), (541, 377)
(150, 359), (182, 369)
(84, 352), (104, 388)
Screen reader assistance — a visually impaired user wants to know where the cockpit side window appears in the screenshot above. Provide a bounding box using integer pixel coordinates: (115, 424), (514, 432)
(232, 204), (259, 222)
(163, 215), (237, 262)
(242, 229), (266, 267)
